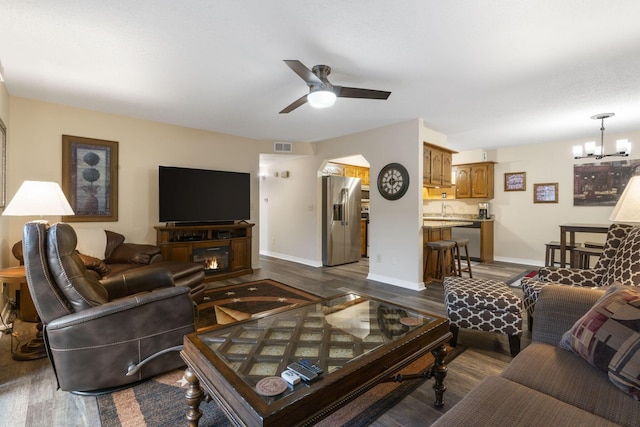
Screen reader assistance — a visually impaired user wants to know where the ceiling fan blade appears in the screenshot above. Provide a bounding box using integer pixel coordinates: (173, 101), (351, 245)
(284, 60), (323, 86)
(279, 94), (308, 114)
(335, 86), (391, 100)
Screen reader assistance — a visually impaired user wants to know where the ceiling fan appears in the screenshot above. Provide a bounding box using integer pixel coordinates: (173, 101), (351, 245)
(279, 60), (391, 114)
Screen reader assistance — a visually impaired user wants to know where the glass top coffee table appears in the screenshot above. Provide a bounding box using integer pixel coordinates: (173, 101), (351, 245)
(181, 292), (451, 426)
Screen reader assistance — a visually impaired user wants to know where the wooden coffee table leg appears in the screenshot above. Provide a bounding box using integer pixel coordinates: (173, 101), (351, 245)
(431, 344), (448, 408)
(185, 368), (205, 427)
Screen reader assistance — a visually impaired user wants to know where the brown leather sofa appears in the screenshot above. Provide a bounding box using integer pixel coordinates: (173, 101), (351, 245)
(23, 221), (196, 393)
(79, 229), (205, 304)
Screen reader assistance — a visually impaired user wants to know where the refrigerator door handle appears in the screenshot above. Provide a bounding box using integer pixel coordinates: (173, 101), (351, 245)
(342, 188), (349, 226)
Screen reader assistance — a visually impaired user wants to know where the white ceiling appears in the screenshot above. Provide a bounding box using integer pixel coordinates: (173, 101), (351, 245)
(2, 1), (640, 152)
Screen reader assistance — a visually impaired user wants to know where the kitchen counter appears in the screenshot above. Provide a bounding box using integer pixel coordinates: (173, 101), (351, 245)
(423, 220), (474, 229)
(422, 215), (494, 263)
(423, 214), (495, 222)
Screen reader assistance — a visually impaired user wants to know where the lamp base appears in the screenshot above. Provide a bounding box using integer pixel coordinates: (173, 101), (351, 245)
(12, 321), (47, 361)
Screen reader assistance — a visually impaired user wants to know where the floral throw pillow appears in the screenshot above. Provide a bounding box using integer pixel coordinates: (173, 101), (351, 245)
(559, 285), (640, 400)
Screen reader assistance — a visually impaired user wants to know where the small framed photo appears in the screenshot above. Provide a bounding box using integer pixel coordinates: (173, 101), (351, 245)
(504, 172), (526, 191)
(62, 135), (119, 222)
(534, 183), (558, 203)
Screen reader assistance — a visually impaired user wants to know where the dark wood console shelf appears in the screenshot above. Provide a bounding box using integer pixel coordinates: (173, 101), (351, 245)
(155, 223), (254, 283)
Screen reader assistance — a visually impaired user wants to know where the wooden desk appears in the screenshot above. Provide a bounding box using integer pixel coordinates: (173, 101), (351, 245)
(559, 223), (610, 267)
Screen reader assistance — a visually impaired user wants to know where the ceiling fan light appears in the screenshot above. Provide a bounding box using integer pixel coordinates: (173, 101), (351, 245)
(307, 90), (336, 109)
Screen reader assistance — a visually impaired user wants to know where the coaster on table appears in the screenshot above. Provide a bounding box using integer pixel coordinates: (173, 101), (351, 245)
(399, 317), (420, 326)
(256, 376), (288, 396)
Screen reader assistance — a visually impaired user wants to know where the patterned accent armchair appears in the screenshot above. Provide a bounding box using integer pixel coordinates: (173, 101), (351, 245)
(522, 223), (637, 330)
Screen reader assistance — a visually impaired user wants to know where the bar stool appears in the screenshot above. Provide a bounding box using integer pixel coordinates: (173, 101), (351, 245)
(449, 238), (473, 278)
(545, 241), (578, 267)
(425, 240), (457, 282)
(584, 241), (605, 249)
(572, 246), (603, 269)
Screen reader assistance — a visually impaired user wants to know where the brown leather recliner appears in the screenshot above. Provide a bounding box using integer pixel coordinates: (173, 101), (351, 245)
(23, 221), (195, 393)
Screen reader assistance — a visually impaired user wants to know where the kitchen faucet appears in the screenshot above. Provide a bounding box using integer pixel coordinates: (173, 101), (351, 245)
(441, 201), (446, 217)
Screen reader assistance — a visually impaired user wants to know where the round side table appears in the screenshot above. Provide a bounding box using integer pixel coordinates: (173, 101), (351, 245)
(0, 266), (47, 361)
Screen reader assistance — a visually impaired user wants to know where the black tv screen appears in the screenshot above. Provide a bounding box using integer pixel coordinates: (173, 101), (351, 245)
(159, 166), (250, 224)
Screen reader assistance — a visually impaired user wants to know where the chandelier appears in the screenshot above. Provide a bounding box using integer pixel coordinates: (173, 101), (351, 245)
(573, 113), (630, 160)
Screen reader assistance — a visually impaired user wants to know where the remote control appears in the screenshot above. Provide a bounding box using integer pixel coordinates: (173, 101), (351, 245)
(280, 370), (301, 385)
(286, 362), (318, 381)
(299, 359), (323, 375)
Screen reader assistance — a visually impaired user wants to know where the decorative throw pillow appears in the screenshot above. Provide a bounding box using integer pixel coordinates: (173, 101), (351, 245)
(559, 285), (640, 400)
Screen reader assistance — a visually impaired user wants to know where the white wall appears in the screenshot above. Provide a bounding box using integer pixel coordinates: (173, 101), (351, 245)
(0, 82), (9, 267)
(5, 95), (639, 285)
(424, 131), (640, 264)
(1, 97), (278, 267)
(260, 119), (428, 290)
(260, 154), (322, 265)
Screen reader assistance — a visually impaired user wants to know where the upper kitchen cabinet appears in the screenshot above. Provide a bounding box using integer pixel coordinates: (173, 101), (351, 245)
(423, 142), (456, 187)
(343, 164), (370, 186)
(454, 162), (495, 199)
(325, 162), (370, 186)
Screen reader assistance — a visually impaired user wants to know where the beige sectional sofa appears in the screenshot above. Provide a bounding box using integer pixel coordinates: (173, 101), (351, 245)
(432, 285), (639, 427)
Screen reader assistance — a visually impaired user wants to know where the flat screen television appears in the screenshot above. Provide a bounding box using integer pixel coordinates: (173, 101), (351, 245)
(159, 166), (250, 224)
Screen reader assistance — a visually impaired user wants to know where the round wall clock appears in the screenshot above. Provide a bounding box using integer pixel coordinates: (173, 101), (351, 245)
(377, 163), (410, 200)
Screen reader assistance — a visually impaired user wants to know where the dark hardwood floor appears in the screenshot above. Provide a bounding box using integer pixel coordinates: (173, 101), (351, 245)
(0, 256), (534, 426)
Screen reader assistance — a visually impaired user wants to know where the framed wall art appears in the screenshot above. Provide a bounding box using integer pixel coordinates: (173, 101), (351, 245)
(62, 135), (118, 222)
(504, 172), (526, 191)
(534, 183), (558, 203)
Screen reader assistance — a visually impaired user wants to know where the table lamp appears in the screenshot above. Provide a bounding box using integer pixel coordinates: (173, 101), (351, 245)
(2, 180), (75, 218)
(609, 176), (640, 223)
(1, 180), (74, 360)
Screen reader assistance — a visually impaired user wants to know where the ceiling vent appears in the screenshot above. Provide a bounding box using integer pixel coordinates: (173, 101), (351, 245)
(274, 142), (292, 153)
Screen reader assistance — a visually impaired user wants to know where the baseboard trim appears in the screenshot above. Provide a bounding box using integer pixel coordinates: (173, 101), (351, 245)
(259, 250), (322, 267)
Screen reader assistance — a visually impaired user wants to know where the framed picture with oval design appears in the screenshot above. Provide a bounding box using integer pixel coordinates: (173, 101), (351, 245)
(62, 135), (118, 222)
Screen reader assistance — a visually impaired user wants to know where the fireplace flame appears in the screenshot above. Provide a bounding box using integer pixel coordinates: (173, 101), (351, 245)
(205, 257), (219, 270)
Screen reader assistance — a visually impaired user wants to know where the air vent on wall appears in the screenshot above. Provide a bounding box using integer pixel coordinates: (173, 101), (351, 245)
(274, 142), (292, 153)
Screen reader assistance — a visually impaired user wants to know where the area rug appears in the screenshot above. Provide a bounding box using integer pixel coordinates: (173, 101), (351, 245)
(196, 279), (322, 329)
(97, 345), (465, 427)
(508, 270), (539, 288)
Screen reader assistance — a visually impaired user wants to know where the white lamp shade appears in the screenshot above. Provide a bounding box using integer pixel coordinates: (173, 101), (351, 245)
(2, 181), (75, 216)
(609, 176), (640, 223)
(307, 90), (336, 109)
(572, 145), (583, 158)
(616, 139), (630, 154)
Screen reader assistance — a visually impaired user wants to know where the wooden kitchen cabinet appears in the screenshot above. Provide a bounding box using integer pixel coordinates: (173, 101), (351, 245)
(341, 164), (370, 186)
(454, 162), (495, 199)
(424, 142), (456, 187)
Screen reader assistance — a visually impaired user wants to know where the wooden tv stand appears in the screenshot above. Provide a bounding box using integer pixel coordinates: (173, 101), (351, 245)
(155, 223), (254, 283)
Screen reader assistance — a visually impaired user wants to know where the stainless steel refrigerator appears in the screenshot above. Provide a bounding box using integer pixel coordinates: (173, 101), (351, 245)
(322, 175), (361, 266)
